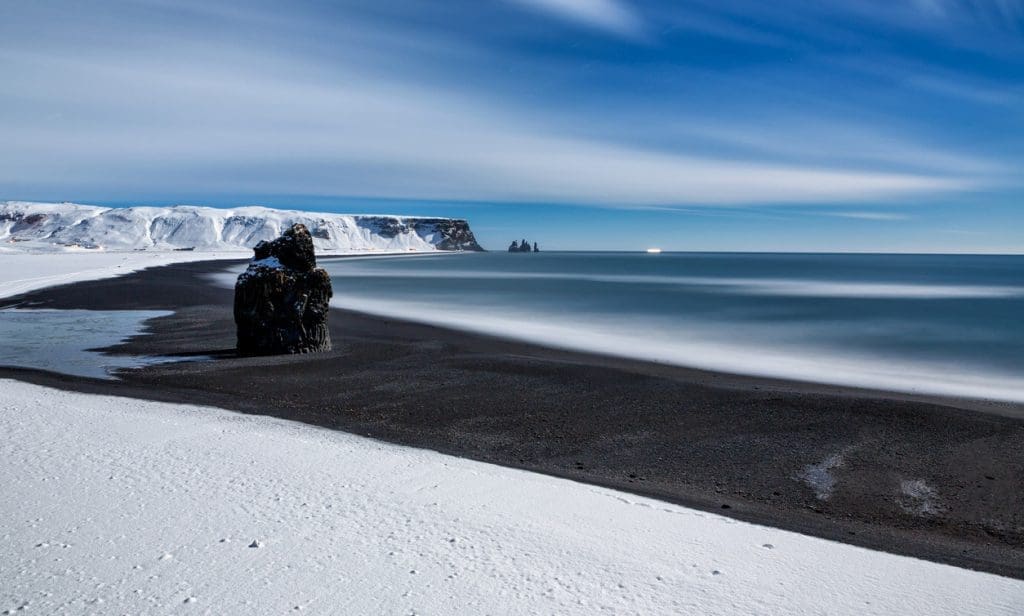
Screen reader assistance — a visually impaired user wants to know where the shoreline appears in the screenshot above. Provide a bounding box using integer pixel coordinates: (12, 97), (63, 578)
(1, 258), (1022, 578)
(7, 379), (1019, 615)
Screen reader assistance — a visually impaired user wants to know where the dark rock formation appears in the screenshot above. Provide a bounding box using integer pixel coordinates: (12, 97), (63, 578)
(357, 217), (484, 251)
(508, 238), (537, 253)
(0, 210), (49, 234)
(234, 224), (333, 355)
(425, 219), (484, 251)
(309, 221), (332, 240)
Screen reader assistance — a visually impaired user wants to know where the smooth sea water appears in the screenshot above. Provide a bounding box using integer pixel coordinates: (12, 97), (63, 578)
(0, 308), (175, 379)
(323, 252), (1024, 402)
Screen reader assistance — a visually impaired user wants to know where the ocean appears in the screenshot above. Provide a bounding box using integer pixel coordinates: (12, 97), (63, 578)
(323, 252), (1024, 402)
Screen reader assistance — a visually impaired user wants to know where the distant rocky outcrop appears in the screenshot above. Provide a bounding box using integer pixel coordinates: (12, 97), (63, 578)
(431, 219), (485, 252)
(360, 217), (484, 252)
(508, 238), (539, 253)
(234, 224), (333, 355)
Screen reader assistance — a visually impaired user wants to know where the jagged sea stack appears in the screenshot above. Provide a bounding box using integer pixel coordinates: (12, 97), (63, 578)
(234, 223), (333, 355)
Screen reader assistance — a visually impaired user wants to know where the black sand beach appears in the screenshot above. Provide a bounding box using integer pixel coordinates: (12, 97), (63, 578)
(1, 258), (1022, 578)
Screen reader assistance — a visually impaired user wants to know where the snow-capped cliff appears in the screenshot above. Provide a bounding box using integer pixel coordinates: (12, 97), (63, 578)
(0, 202), (483, 253)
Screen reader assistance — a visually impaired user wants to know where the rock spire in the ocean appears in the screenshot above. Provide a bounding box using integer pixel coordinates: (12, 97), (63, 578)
(508, 238), (538, 253)
(234, 224), (333, 355)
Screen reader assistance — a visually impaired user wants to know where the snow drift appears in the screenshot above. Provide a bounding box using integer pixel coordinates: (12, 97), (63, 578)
(0, 201), (483, 253)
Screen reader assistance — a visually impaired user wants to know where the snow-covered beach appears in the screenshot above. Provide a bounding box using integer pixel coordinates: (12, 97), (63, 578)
(0, 251), (244, 301)
(1, 251), (1023, 614)
(2, 377), (1022, 615)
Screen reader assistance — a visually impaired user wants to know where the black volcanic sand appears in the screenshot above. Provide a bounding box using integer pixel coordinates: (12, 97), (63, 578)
(1, 259), (1022, 579)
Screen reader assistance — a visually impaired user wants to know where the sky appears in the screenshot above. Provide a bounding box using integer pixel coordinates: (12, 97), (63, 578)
(1, 0), (1022, 252)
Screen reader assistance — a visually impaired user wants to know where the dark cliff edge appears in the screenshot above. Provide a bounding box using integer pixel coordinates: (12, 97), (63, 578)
(355, 217), (485, 252)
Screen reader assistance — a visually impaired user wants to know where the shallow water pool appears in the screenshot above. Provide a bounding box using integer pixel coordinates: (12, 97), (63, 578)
(0, 308), (178, 379)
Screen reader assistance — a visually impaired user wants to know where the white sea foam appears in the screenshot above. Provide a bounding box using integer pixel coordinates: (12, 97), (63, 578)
(329, 295), (1024, 403)
(332, 268), (1024, 299)
(205, 258), (1024, 402)
(721, 279), (1024, 299)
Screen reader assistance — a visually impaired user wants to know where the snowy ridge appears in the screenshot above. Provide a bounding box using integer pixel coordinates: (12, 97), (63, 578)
(0, 201), (483, 253)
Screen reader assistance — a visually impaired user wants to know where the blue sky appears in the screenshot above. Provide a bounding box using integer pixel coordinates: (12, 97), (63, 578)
(1, 0), (1022, 252)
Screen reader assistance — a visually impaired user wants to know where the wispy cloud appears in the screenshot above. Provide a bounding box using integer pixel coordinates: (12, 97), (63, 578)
(909, 0), (1024, 26)
(658, 117), (1001, 177)
(506, 0), (644, 37)
(0, 45), (969, 206)
(0, 0), (1014, 210)
(825, 212), (912, 221)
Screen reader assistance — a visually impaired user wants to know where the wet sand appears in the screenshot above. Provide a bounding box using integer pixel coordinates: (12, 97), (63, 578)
(1, 258), (1022, 578)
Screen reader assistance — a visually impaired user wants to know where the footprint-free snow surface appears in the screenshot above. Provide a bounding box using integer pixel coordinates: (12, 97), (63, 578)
(0, 251), (243, 300)
(1, 380), (1021, 615)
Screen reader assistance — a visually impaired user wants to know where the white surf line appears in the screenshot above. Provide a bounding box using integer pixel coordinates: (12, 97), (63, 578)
(328, 268), (1024, 299)
(201, 263), (1024, 403)
(328, 295), (1024, 404)
(0, 379), (1020, 615)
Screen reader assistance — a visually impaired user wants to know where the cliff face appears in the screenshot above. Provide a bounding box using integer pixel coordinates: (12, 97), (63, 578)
(0, 202), (485, 253)
(355, 216), (483, 251)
